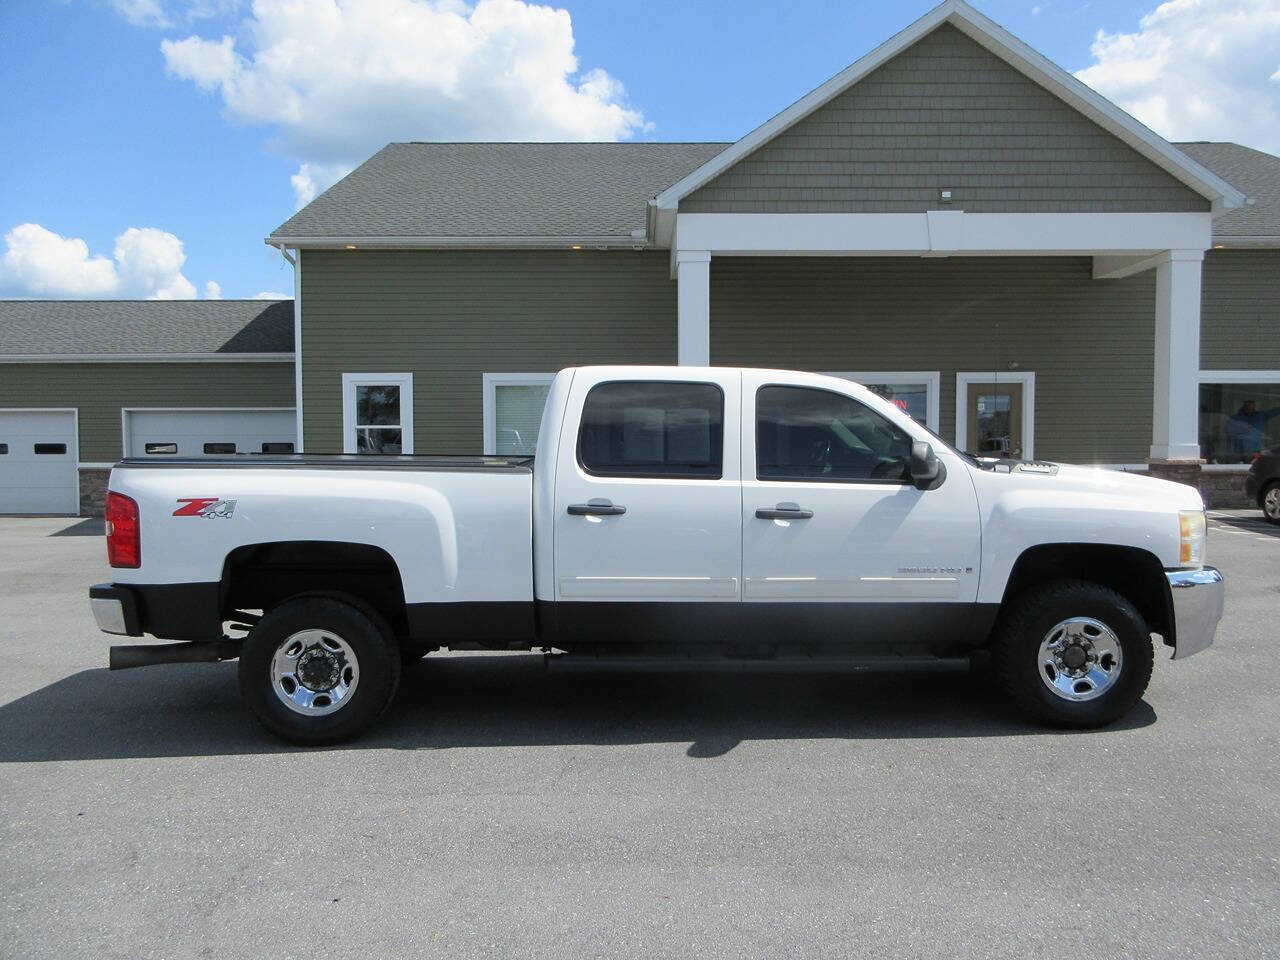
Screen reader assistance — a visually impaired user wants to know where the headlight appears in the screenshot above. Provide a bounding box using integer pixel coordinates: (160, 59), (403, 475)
(1179, 509), (1207, 568)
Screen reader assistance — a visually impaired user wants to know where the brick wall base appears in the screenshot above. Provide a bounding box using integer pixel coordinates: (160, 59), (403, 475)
(78, 467), (110, 517)
(1140, 460), (1253, 509)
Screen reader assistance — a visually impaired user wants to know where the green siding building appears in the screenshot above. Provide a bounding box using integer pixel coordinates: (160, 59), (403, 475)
(3, 0), (1278, 515)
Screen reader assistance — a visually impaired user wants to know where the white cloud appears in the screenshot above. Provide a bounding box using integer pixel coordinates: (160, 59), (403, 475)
(111, 0), (171, 28)
(205, 280), (222, 299)
(114, 227), (198, 299)
(0, 224), (118, 297)
(289, 162), (353, 208)
(162, 34), (238, 90)
(160, 0), (648, 208)
(252, 290), (291, 300)
(110, 0), (243, 28)
(1076, 0), (1280, 154)
(0, 223), (203, 300)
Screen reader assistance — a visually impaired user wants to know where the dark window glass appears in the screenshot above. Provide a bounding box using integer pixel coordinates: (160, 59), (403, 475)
(34, 443), (67, 455)
(144, 442), (178, 455)
(203, 442), (236, 455)
(757, 385), (913, 483)
(356, 428), (401, 454)
(0, 444), (7, 455)
(578, 381), (723, 478)
(1200, 383), (1280, 463)
(261, 442), (295, 453)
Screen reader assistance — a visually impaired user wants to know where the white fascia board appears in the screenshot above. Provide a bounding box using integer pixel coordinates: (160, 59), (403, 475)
(653, 0), (1245, 213)
(264, 235), (648, 250)
(0, 353), (295, 364)
(676, 211), (1212, 257)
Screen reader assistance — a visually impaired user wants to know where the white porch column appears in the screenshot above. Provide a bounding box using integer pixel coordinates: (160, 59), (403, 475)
(676, 249), (711, 365)
(1150, 249), (1204, 462)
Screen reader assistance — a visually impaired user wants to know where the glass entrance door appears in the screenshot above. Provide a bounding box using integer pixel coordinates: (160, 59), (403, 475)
(966, 382), (1024, 458)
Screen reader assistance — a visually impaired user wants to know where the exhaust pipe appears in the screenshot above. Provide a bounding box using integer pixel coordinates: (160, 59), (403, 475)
(109, 639), (240, 671)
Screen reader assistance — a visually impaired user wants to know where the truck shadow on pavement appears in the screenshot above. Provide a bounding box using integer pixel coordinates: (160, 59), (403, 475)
(0, 654), (1156, 763)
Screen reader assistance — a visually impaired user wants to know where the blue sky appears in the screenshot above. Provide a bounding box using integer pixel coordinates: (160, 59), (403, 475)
(1, 0), (1277, 299)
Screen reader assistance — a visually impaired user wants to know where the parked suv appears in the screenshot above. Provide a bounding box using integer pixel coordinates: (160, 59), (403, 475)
(1245, 448), (1280, 524)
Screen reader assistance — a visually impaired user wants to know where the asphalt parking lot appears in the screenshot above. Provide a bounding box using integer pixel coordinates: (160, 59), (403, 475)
(1, 512), (1278, 959)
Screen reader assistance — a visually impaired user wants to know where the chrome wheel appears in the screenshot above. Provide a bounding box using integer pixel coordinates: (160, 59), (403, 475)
(270, 629), (360, 716)
(1264, 485), (1280, 520)
(1037, 617), (1123, 702)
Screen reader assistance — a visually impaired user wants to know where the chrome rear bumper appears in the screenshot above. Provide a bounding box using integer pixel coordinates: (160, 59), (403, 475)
(1167, 567), (1224, 660)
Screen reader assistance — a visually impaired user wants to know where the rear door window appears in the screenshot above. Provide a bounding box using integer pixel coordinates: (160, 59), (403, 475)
(578, 381), (723, 479)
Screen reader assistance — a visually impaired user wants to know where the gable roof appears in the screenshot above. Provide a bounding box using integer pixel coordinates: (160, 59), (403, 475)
(1176, 142), (1280, 244)
(0, 299), (295, 359)
(268, 142), (728, 245)
(653, 0), (1245, 216)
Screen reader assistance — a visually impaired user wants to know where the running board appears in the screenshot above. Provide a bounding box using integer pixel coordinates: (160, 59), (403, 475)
(109, 639), (240, 671)
(543, 654), (971, 674)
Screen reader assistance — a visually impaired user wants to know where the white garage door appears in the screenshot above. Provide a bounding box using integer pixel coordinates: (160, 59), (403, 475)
(126, 409), (296, 458)
(0, 410), (79, 515)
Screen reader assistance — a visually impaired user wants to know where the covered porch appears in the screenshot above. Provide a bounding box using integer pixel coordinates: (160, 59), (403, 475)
(669, 209), (1212, 474)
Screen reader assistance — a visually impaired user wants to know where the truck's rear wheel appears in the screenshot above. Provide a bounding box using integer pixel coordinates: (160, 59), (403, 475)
(990, 580), (1153, 728)
(238, 596), (401, 744)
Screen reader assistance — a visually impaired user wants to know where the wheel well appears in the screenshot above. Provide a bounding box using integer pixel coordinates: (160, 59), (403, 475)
(220, 541), (408, 638)
(1001, 544), (1173, 644)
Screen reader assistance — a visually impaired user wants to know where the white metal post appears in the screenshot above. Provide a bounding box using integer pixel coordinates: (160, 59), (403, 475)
(676, 250), (711, 365)
(1150, 249), (1204, 462)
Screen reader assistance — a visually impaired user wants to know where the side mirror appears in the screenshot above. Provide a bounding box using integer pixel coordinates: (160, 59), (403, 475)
(909, 440), (944, 490)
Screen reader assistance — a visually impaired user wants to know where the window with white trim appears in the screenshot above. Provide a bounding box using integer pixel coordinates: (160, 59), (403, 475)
(483, 373), (554, 455)
(342, 373), (413, 454)
(1198, 372), (1280, 464)
(828, 371), (940, 431)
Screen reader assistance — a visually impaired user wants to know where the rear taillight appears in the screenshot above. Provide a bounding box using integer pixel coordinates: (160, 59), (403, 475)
(105, 492), (140, 568)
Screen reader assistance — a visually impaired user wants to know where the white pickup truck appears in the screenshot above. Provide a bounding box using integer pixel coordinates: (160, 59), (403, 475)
(90, 366), (1224, 742)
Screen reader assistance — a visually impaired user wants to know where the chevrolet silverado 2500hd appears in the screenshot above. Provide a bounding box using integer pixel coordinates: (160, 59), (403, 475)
(90, 366), (1224, 742)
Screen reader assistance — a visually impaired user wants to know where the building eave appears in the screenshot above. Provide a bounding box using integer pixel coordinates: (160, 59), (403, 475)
(264, 235), (652, 250)
(0, 353), (296, 364)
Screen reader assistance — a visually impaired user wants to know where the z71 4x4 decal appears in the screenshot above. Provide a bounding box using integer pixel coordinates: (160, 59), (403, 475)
(172, 498), (237, 519)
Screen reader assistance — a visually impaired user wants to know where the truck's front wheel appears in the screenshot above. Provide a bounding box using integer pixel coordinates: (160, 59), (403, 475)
(238, 596), (401, 744)
(991, 581), (1154, 728)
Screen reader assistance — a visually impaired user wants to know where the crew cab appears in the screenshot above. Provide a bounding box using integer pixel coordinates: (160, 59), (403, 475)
(90, 366), (1225, 742)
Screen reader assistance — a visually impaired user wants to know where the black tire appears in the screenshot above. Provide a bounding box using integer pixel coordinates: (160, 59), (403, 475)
(990, 580), (1154, 728)
(238, 595), (401, 744)
(1261, 481), (1280, 525)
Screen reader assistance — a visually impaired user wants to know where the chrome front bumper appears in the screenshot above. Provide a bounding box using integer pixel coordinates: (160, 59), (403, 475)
(1167, 567), (1224, 660)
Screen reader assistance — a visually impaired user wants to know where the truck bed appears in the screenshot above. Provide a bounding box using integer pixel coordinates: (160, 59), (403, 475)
(115, 454), (534, 471)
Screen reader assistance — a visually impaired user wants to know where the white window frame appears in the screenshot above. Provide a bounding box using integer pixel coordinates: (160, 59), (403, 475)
(483, 372), (556, 456)
(828, 371), (941, 432)
(342, 372), (413, 454)
(1197, 370), (1280, 471)
(956, 371), (1036, 461)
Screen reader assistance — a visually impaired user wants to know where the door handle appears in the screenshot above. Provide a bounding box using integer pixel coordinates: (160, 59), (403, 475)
(568, 499), (627, 516)
(756, 502), (814, 520)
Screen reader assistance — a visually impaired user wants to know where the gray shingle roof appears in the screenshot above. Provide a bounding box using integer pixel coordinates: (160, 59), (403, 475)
(272, 140), (1278, 246)
(1176, 142), (1280, 242)
(269, 142), (730, 240)
(0, 299), (294, 357)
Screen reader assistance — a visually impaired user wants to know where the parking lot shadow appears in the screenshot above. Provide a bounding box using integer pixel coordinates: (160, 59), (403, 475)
(0, 655), (1156, 762)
